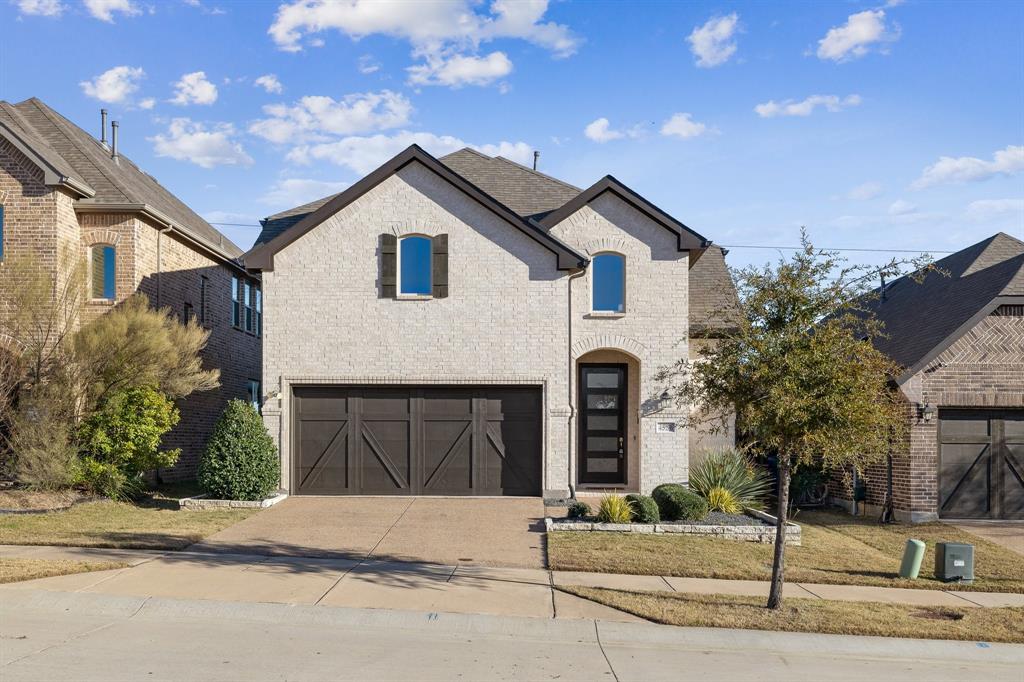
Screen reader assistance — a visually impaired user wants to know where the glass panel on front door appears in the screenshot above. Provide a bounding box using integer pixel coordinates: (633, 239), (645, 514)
(579, 364), (627, 485)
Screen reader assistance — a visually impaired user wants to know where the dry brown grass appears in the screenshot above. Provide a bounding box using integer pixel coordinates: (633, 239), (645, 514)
(0, 557), (127, 584)
(0, 487), (254, 550)
(548, 510), (1024, 593)
(560, 586), (1024, 643)
(0, 489), (90, 511)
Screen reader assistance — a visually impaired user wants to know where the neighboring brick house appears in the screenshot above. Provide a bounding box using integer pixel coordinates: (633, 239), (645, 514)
(244, 145), (738, 499)
(0, 97), (261, 480)
(833, 233), (1024, 521)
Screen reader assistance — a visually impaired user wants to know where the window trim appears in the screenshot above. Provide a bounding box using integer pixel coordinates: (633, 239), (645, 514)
(231, 276), (241, 328)
(397, 234), (433, 298)
(590, 252), (626, 315)
(90, 243), (117, 301)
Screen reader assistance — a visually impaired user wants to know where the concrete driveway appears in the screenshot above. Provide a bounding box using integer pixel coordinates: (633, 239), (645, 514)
(947, 520), (1024, 556)
(189, 497), (548, 568)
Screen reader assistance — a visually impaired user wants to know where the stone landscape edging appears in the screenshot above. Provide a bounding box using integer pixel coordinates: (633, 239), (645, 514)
(178, 492), (288, 510)
(545, 509), (802, 545)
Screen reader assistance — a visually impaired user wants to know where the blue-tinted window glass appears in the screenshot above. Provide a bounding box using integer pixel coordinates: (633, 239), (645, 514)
(592, 253), (625, 312)
(91, 245), (116, 299)
(399, 236), (432, 295)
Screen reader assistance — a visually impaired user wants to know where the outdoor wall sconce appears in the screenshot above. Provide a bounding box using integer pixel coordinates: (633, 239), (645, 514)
(917, 402), (936, 422)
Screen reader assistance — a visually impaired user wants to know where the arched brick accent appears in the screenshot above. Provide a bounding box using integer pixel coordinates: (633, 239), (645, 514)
(81, 229), (121, 247)
(581, 237), (642, 259)
(388, 221), (442, 238)
(572, 334), (648, 361)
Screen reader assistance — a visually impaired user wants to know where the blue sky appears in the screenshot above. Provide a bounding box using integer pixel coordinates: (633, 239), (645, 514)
(2, 0), (1021, 268)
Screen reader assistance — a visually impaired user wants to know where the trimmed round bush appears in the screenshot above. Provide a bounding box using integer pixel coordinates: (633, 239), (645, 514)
(625, 493), (660, 523)
(651, 483), (709, 521)
(198, 399), (280, 501)
(567, 500), (591, 519)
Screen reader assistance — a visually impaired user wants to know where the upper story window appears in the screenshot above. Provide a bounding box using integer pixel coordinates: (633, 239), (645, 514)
(231, 276), (261, 336)
(398, 235), (432, 296)
(90, 244), (116, 300)
(231, 276), (240, 327)
(255, 288), (262, 336)
(592, 253), (625, 313)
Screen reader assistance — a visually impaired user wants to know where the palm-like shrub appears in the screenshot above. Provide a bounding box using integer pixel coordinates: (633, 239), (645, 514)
(689, 449), (771, 511)
(596, 494), (632, 523)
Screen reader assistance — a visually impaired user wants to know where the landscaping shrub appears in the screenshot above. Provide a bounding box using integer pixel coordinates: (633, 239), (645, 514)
(8, 410), (79, 490)
(706, 486), (741, 514)
(77, 386), (181, 499)
(688, 449), (771, 511)
(567, 500), (591, 519)
(652, 483), (709, 521)
(596, 494), (632, 523)
(199, 399), (279, 501)
(625, 493), (660, 523)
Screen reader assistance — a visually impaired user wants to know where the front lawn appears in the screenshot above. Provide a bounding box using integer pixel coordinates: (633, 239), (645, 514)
(0, 557), (128, 584)
(548, 510), (1024, 593)
(559, 586), (1024, 643)
(0, 485), (255, 550)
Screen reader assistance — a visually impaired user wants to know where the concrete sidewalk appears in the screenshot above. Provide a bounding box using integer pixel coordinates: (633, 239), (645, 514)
(4, 590), (1021, 681)
(4, 544), (1024, 617)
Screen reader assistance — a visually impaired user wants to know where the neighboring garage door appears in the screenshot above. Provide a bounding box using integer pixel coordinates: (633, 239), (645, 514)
(939, 409), (1024, 519)
(292, 385), (542, 496)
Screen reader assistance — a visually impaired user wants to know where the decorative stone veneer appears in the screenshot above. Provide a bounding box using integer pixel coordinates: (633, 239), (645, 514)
(545, 511), (802, 545)
(261, 162), (693, 497)
(832, 312), (1024, 522)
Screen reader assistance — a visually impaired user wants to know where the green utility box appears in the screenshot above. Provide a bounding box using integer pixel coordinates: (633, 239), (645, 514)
(935, 542), (974, 583)
(899, 539), (926, 579)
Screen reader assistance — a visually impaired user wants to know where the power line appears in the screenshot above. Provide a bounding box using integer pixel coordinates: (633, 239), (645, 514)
(719, 244), (954, 254)
(209, 222), (263, 228)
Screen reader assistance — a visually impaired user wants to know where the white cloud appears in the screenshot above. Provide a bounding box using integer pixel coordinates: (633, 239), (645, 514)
(660, 113), (709, 139)
(84, 0), (139, 22)
(149, 118), (252, 168)
(888, 199), (917, 215)
(584, 118), (622, 143)
(170, 71), (219, 106)
(254, 74), (284, 94)
(687, 13), (739, 68)
(267, 0), (578, 57)
(847, 181), (883, 200)
(964, 199), (1024, 222)
(358, 55), (381, 74)
(911, 145), (1024, 190)
(287, 131), (532, 176)
(249, 90), (413, 144)
(79, 65), (145, 104)
(16, 0), (64, 17)
(262, 178), (349, 207)
(407, 51), (512, 88)
(755, 94), (861, 118)
(817, 10), (898, 62)
(138, 97), (156, 110)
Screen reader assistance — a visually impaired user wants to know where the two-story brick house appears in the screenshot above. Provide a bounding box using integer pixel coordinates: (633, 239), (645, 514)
(244, 145), (738, 499)
(0, 97), (261, 480)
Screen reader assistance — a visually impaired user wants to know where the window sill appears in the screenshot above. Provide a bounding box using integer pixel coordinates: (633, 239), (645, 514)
(585, 311), (626, 319)
(88, 298), (115, 306)
(395, 294), (434, 301)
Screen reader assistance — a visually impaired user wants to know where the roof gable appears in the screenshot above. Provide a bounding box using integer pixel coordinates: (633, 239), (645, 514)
(537, 175), (711, 262)
(244, 145), (587, 271)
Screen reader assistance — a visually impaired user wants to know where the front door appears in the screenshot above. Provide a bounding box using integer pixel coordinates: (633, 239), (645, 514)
(578, 364), (627, 485)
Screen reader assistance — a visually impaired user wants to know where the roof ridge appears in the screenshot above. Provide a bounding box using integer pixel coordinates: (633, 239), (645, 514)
(492, 155), (582, 192)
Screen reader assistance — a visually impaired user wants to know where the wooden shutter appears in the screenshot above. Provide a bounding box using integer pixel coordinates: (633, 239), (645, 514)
(432, 234), (449, 299)
(381, 234), (397, 298)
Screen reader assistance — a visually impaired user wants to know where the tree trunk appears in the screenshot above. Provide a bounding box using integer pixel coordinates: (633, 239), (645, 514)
(767, 455), (792, 609)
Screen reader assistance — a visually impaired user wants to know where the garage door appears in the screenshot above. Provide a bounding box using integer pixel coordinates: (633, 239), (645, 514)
(292, 385), (542, 496)
(939, 409), (1024, 519)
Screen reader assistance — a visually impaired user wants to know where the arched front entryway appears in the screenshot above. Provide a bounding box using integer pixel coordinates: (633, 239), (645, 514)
(575, 348), (640, 491)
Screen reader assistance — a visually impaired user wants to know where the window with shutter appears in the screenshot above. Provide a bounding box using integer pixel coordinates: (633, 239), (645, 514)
(381, 234), (397, 298)
(398, 235), (432, 296)
(432, 234), (449, 298)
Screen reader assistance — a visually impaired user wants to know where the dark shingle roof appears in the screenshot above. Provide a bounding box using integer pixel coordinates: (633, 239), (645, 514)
(862, 232), (1024, 380)
(0, 97), (241, 258)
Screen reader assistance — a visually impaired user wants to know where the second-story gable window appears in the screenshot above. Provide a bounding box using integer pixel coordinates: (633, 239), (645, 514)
(380, 233), (448, 299)
(592, 253), (625, 313)
(399, 235), (432, 296)
(91, 244), (116, 300)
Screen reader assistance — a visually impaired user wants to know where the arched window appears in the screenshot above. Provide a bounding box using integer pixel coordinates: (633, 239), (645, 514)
(398, 235), (432, 296)
(91, 244), (116, 300)
(592, 253), (625, 313)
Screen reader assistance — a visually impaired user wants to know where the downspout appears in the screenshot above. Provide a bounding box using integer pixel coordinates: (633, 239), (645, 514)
(566, 267), (587, 500)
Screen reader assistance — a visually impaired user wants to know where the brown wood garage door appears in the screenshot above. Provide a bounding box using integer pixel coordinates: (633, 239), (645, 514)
(939, 409), (1024, 519)
(292, 385), (542, 496)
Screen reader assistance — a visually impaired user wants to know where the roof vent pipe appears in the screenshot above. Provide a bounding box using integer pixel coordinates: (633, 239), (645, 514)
(111, 120), (119, 161)
(533, 150), (540, 171)
(100, 109), (108, 149)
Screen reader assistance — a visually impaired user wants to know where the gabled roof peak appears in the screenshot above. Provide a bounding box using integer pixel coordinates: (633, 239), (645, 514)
(962, 232), (1024, 277)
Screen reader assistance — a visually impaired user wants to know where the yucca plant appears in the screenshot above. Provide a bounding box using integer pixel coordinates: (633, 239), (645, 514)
(689, 449), (771, 511)
(706, 486), (741, 514)
(596, 494), (633, 523)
